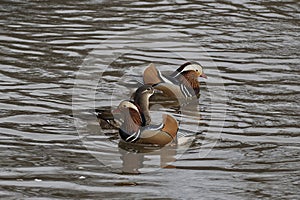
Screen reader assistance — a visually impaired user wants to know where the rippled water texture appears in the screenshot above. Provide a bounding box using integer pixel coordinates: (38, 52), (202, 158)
(0, 0), (299, 199)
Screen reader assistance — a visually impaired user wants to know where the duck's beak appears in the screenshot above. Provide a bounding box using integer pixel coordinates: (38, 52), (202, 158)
(200, 72), (207, 79)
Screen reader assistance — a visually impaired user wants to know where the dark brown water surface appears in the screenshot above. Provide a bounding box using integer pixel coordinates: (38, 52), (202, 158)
(0, 0), (299, 199)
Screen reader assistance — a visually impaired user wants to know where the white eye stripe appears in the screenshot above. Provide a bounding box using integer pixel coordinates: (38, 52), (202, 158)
(119, 101), (139, 112)
(141, 87), (153, 94)
(181, 64), (203, 73)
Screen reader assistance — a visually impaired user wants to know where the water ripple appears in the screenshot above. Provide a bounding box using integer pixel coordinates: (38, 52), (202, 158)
(0, 0), (299, 199)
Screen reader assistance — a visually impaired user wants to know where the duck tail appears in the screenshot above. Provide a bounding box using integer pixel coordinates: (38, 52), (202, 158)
(162, 114), (178, 139)
(143, 63), (162, 85)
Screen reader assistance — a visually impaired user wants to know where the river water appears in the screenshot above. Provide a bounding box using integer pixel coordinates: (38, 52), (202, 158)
(0, 0), (299, 199)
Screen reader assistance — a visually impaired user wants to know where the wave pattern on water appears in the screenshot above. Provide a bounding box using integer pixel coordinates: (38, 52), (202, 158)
(0, 0), (299, 199)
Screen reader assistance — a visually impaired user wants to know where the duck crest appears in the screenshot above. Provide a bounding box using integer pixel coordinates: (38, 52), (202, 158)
(171, 62), (192, 76)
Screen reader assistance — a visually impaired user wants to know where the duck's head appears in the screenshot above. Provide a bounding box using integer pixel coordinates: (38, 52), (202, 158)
(135, 85), (154, 96)
(174, 62), (207, 79)
(113, 100), (139, 114)
(133, 85), (154, 103)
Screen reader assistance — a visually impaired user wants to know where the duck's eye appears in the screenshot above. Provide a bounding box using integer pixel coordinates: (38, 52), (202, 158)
(196, 69), (199, 72)
(123, 105), (126, 108)
(146, 88), (151, 91)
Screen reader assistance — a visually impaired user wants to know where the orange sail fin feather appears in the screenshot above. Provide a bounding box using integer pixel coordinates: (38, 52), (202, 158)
(143, 63), (162, 85)
(161, 114), (178, 139)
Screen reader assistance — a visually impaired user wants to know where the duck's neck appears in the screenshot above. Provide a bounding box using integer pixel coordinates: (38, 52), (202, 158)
(134, 94), (151, 125)
(178, 71), (200, 95)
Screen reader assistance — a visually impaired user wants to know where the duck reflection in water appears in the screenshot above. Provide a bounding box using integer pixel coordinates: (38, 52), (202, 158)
(118, 141), (177, 174)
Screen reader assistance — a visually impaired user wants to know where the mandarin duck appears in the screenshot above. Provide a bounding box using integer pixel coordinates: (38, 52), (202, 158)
(143, 62), (207, 99)
(114, 100), (178, 146)
(96, 85), (154, 129)
(113, 85), (178, 146)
